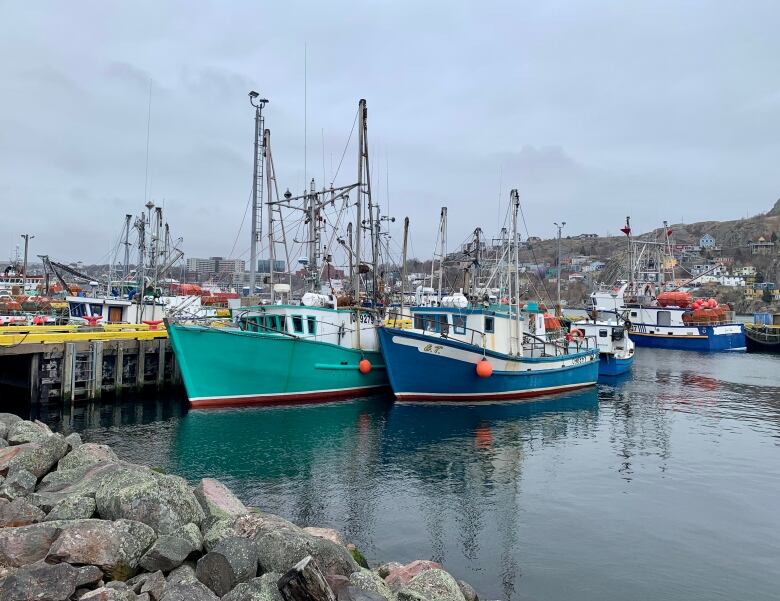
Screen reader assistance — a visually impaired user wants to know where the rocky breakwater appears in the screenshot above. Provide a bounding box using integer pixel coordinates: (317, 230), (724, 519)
(0, 413), (483, 601)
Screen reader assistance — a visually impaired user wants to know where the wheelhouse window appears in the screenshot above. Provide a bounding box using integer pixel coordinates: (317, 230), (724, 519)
(453, 315), (467, 335)
(599, 329), (608, 337)
(414, 313), (442, 332)
(278, 316), (287, 332)
(485, 316), (495, 333)
(70, 302), (87, 318)
(89, 304), (103, 316)
(657, 311), (671, 327)
(292, 315), (304, 334)
(307, 316), (317, 335)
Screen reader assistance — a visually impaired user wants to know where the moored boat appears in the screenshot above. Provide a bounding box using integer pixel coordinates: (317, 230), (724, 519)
(378, 190), (600, 402)
(167, 296), (387, 407)
(744, 313), (780, 353)
(571, 314), (635, 377)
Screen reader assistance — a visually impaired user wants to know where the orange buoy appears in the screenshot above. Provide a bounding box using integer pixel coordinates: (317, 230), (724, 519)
(358, 359), (372, 374)
(476, 358), (493, 378)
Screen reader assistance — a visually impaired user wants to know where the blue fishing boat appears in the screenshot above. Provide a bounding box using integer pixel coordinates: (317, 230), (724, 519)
(592, 218), (745, 352)
(378, 305), (599, 401)
(379, 190), (599, 401)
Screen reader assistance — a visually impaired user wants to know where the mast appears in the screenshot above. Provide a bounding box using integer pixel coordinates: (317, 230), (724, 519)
(554, 220), (566, 316)
(307, 178), (318, 292)
(347, 222), (353, 288)
(123, 214), (132, 283)
(248, 92), (268, 297)
(621, 216), (632, 293)
(511, 190), (521, 354)
(400, 217), (409, 319)
(437, 207), (447, 302)
(353, 99), (366, 301)
(136, 210), (147, 324)
(265, 128), (275, 301)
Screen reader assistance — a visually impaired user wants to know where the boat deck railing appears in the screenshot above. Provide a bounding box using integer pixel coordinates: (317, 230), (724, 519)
(745, 324), (780, 343)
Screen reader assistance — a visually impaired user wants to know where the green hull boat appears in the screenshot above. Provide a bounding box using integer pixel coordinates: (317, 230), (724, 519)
(167, 306), (388, 407)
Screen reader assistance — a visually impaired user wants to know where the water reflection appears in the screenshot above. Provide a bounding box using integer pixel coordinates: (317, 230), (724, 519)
(19, 348), (780, 601)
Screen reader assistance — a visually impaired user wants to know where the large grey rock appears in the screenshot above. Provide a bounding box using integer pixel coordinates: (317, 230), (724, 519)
(79, 586), (137, 601)
(0, 437), (8, 448)
(59, 442), (118, 471)
(165, 561), (198, 586)
(76, 564), (104, 586)
(396, 569), (466, 601)
(7, 420), (50, 445)
(0, 496), (45, 526)
(0, 443), (37, 476)
(160, 581), (220, 601)
(65, 432), (83, 451)
(349, 568), (395, 601)
(139, 535), (196, 572)
(0, 560), (82, 601)
(338, 587), (387, 601)
(44, 494), (96, 521)
(193, 478), (247, 523)
(140, 570), (166, 601)
(7, 432), (68, 478)
(303, 527), (345, 546)
(0, 522), (62, 567)
(222, 572), (284, 601)
(35, 461), (133, 510)
(0, 412), (21, 432)
(46, 518), (156, 580)
(96, 469), (205, 535)
(196, 536), (258, 596)
(202, 516), (236, 551)
(455, 580), (478, 601)
(172, 522), (203, 553)
(0, 468), (37, 500)
(233, 512), (358, 577)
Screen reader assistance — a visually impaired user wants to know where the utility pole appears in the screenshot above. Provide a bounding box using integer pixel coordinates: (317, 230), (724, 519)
(20, 233), (34, 296)
(248, 91), (268, 297)
(554, 221), (566, 316)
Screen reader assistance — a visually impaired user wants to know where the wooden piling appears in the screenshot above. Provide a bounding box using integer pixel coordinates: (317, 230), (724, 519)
(92, 341), (104, 399)
(62, 342), (75, 401)
(157, 338), (166, 388)
(136, 340), (146, 388)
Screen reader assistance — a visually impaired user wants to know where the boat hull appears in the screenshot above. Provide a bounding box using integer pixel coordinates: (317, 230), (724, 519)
(167, 323), (388, 407)
(377, 327), (599, 401)
(598, 353), (634, 377)
(629, 324), (745, 352)
(745, 333), (780, 353)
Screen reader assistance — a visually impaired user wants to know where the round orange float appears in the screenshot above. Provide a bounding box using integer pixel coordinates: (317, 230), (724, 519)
(476, 358), (493, 378)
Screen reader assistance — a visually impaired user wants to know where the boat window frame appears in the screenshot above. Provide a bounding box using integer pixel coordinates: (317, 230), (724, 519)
(291, 315), (304, 334)
(278, 315), (287, 332)
(657, 311), (672, 327)
(453, 315), (467, 335)
(307, 316), (317, 335)
(485, 316), (495, 333)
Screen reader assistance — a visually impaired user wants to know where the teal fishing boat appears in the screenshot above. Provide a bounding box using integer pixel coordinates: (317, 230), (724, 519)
(167, 301), (386, 408)
(168, 98), (391, 407)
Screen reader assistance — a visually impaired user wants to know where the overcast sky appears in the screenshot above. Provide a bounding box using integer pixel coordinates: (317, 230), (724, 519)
(2, 1), (779, 265)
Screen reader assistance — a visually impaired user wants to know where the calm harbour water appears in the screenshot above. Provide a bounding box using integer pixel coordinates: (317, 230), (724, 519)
(25, 348), (780, 601)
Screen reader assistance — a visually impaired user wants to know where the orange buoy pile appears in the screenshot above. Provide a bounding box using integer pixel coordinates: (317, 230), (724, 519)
(682, 298), (730, 324)
(358, 358), (372, 374)
(476, 358), (493, 378)
(543, 314), (562, 331)
(657, 291), (692, 308)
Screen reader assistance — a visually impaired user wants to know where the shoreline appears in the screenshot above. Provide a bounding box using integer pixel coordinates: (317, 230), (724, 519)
(0, 413), (483, 601)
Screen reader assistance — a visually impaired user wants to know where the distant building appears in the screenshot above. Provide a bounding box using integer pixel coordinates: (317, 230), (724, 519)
(699, 234), (716, 249)
(734, 265), (756, 277)
(257, 259), (286, 274)
(750, 237), (775, 255)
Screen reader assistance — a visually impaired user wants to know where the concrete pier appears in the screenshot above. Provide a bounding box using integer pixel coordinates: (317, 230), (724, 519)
(0, 325), (181, 403)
